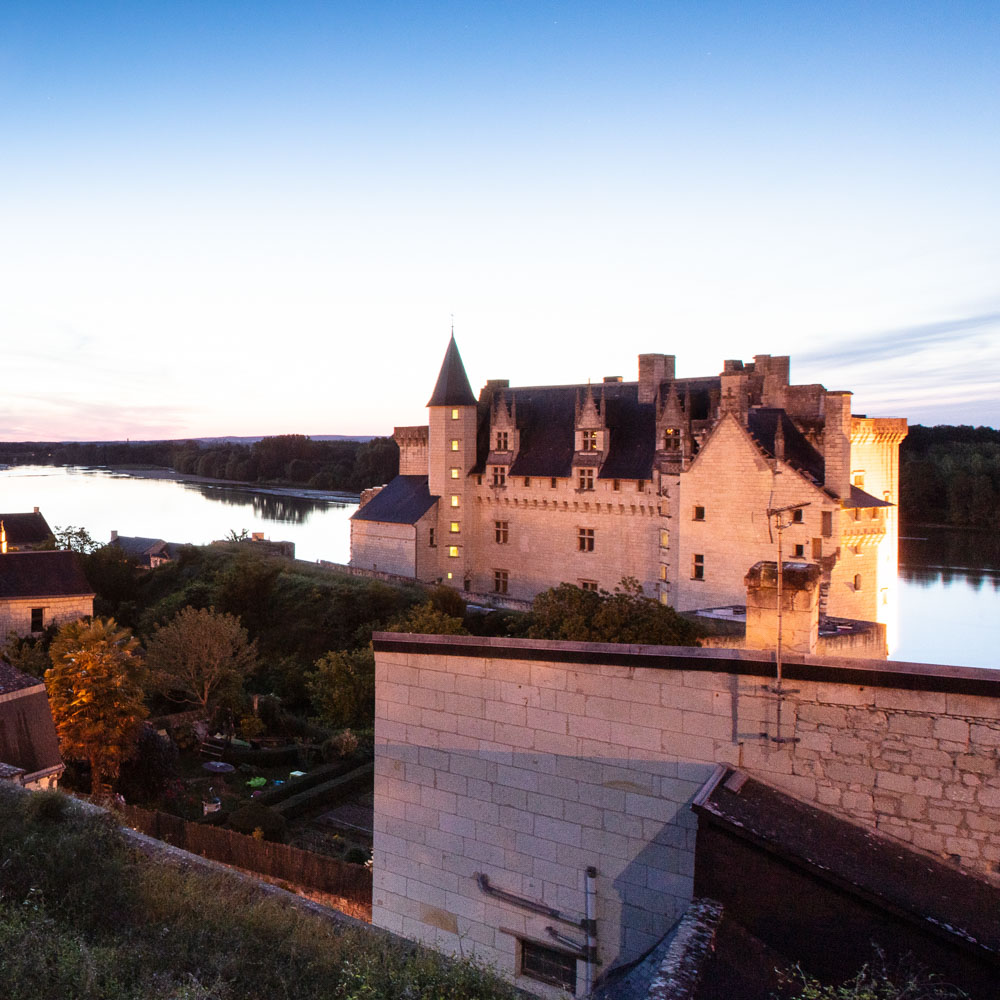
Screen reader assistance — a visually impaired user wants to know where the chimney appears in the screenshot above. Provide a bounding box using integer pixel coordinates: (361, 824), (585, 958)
(638, 354), (675, 403)
(33, 507), (39, 514)
(823, 391), (853, 499)
(110, 530), (118, 541)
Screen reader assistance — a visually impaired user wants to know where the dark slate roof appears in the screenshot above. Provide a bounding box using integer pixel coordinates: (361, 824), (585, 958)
(112, 535), (169, 558)
(844, 484), (893, 509)
(0, 511), (53, 546)
(693, 767), (1000, 959)
(0, 683), (63, 776)
(0, 660), (44, 695)
(350, 476), (438, 525)
(427, 336), (477, 407)
(0, 551), (95, 599)
(747, 407), (825, 484)
(598, 389), (657, 480)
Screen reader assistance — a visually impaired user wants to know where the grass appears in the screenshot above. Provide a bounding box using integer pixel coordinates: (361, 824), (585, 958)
(0, 786), (519, 1000)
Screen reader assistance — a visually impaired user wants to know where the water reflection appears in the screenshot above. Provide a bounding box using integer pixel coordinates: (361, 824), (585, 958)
(188, 483), (346, 524)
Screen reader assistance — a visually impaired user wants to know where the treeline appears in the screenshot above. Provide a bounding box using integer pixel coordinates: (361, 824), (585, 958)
(0, 434), (399, 493)
(900, 424), (1000, 528)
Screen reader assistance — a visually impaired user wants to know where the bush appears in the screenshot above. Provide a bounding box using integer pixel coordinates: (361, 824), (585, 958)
(324, 729), (359, 759)
(345, 846), (370, 865)
(24, 789), (68, 824)
(227, 802), (287, 842)
(116, 725), (179, 803)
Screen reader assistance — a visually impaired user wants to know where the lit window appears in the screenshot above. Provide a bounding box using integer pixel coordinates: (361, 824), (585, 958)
(792, 508), (804, 523)
(450, 521), (460, 533)
(581, 429), (597, 452)
(495, 520), (509, 544)
(447, 572), (453, 580)
(660, 591), (670, 605)
(578, 527), (594, 552)
(450, 468), (460, 479)
(448, 546), (459, 558)
(451, 495), (460, 508)
(451, 439), (460, 451)
(580, 580), (598, 592)
(494, 570), (508, 594)
(660, 529), (669, 548)
(693, 505), (705, 521)
(692, 554), (705, 580)
(519, 939), (576, 992)
(659, 564), (667, 580)
(853, 473), (864, 487)
(663, 427), (680, 450)
(492, 466), (506, 487)
(496, 431), (509, 450)
(429, 528), (436, 547)
(578, 468), (594, 491)
(451, 408), (459, 419)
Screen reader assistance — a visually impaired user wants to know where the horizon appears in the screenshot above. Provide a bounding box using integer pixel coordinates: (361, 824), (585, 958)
(2, 2), (998, 440)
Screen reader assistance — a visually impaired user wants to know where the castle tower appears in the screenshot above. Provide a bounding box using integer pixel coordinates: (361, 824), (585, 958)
(427, 335), (478, 589)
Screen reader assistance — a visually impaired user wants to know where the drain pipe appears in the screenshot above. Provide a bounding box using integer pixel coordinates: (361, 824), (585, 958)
(584, 866), (597, 995)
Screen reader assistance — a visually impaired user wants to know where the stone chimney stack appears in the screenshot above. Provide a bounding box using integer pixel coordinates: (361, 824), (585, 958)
(110, 530), (118, 542)
(823, 391), (853, 499)
(638, 354), (676, 403)
(744, 560), (822, 655)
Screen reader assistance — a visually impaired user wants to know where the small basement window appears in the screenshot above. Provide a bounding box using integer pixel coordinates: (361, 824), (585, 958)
(518, 938), (577, 992)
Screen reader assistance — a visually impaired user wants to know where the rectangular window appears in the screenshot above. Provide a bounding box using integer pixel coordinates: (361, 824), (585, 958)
(578, 527), (595, 552)
(792, 508), (804, 523)
(821, 511), (832, 537)
(450, 521), (460, 533)
(524, 477), (531, 487)
(660, 529), (669, 548)
(580, 580), (598, 592)
(853, 473), (864, 487)
(492, 466), (506, 487)
(495, 520), (509, 543)
(659, 564), (667, 580)
(693, 505), (705, 521)
(637, 479), (645, 491)
(578, 468), (594, 491)
(496, 431), (509, 450)
(519, 939), (577, 992)
(692, 554), (705, 580)
(854, 573), (862, 591)
(451, 439), (460, 451)
(663, 427), (680, 450)
(451, 495), (460, 508)
(581, 429), (597, 452)
(476, 474), (483, 485)
(793, 543), (805, 557)
(30, 607), (43, 632)
(812, 538), (822, 559)
(494, 570), (508, 594)
(450, 468), (460, 479)
(448, 546), (459, 558)
(451, 408), (460, 419)
(550, 477), (558, 489)
(613, 479), (621, 492)
(428, 528), (436, 547)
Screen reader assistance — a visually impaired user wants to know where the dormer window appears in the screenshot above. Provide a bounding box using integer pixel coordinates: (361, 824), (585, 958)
(496, 431), (509, 450)
(663, 427), (681, 450)
(581, 429), (598, 452)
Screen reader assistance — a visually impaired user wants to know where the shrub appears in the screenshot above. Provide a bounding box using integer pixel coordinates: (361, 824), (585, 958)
(345, 846), (370, 865)
(227, 802), (287, 842)
(24, 789), (68, 824)
(325, 728), (359, 759)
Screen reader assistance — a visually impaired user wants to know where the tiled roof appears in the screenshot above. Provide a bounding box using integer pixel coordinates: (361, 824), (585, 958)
(0, 660), (44, 695)
(0, 511), (53, 546)
(0, 551), (95, 599)
(112, 535), (169, 557)
(350, 476), (438, 525)
(844, 484), (893, 509)
(427, 336), (477, 407)
(747, 407), (825, 484)
(0, 687), (62, 776)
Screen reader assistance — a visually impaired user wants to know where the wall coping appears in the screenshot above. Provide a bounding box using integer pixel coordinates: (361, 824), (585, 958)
(372, 632), (1000, 698)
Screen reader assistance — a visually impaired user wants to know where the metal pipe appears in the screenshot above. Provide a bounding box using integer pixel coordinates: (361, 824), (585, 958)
(584, 866), (597, 996)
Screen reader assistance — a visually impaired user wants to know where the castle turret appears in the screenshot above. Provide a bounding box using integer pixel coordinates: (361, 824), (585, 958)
(427, 335), (478, 589)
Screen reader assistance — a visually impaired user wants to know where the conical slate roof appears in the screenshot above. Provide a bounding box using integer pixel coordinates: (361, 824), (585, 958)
(427, 335), (476, 407)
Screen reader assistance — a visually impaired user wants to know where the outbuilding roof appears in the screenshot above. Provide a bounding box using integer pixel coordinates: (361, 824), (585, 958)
(0, 511), (53, 547)
(0, 666), (63, 777)
(350, 475), (438, 525)
(0, 551), (95, 600)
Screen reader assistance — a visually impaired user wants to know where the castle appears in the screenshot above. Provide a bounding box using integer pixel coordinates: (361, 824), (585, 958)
(350, 337), (906, 627)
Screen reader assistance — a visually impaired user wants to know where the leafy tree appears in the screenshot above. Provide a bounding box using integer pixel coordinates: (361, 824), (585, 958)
(146, 606), (257, 716)
(306, 647), (375, 729)
(527, 578), (701, 645)
(53, 524), (101, 554)
(45, 617), (147, 791)
(1, 629), (52, 678)
(388, 601), (468, 635)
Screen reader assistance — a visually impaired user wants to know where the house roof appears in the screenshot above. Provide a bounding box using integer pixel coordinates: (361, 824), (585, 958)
(427, 335), (477, 408)
(0, 660), (44, 695)
(111, 535), (170, 558)
(350, 475), (438, 525)
(0, 551), (95, 600)
(0, 511), (53, 546)
(0, 668), (63, 777)
(693, 767), (1000, 958)
(843, 484), (893, 509)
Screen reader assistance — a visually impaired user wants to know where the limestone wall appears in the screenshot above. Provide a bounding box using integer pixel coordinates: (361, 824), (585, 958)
(373, 635), (1000, 997)
(0, 595), (94, 637)
(348, 521), (416, 578)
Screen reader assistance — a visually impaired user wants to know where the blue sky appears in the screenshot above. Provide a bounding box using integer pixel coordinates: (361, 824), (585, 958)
(1, 1), (997, 439)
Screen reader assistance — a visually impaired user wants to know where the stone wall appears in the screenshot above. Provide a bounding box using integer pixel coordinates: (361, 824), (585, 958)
(372, 634), (1000, 997)
(348, 520), (417, 578)
(0, 594), (94, 638)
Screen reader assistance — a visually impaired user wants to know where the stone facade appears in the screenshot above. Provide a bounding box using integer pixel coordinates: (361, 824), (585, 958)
(372, 634), (1000, 997)
(351, 339), (906, 630)
(0, 594), (94, 638)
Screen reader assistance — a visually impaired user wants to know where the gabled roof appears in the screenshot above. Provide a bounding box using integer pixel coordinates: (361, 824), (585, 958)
(0, 551), (95, 600)
(0, 660), (44, 695)
(0, 663), (62, 776)
(350, 476), (438, 525)
(0, 511), (53, 547)
(747, 407), (825, 484)
(427, 336), (477, 407)
(112, 535), (170, 557)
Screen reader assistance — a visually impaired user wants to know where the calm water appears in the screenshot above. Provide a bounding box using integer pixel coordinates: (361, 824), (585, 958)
(1, 465), (997, 669)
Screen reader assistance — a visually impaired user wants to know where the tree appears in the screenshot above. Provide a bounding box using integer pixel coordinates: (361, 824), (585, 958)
(45, 617), (147, 792)
(527, 578), (702, 645)
(306, 647), (375, 729)
(387, 601), (468, 635)
(146, 606), (258, 716)
(53, 525), (101, 554)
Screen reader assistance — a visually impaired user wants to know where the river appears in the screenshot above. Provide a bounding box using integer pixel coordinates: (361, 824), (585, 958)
(0, 465), (996, 670)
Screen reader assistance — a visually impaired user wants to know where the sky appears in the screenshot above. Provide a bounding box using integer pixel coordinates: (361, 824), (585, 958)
(1, 1), (998, 440)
